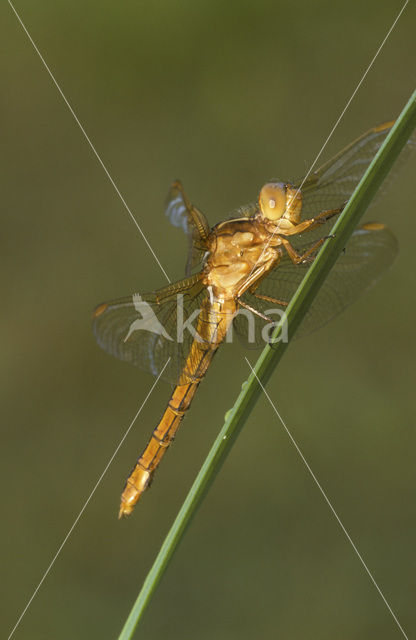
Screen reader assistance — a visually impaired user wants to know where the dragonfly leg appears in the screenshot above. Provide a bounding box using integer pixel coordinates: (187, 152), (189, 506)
(281, 235), (333, 265)
(249, 282), (289, 307)
(283, 206), (343, 236)
(238, 299), (273, 323)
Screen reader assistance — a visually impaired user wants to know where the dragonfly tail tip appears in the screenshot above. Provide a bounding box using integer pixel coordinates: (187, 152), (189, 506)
(118, 504), (129, 519)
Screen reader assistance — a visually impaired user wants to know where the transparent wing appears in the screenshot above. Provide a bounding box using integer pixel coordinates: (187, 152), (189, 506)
(279, 122), (398, 250)
(233, 223), (398, 348)
(228, 201), (258, 220)
(165, 180), (210, 276)
(92, 274), (209, 384)
(294, 120), (413, 225)
(289, 120), (414, 252)
(229, 121), (414, 247)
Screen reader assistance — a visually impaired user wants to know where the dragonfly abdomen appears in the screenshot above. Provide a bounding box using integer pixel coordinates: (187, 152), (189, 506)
(118, 297), (237, 517)
(118, 381), (200, 518)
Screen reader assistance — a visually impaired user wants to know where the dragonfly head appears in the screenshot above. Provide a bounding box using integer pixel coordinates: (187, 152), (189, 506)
(258, 182), (302, 224)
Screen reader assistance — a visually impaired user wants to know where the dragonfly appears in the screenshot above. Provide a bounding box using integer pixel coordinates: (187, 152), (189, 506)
(93, 121), (400, 518)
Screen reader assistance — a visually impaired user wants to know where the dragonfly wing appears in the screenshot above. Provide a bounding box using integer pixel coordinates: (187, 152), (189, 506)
(165, 180), (211, 276)
(230, 121), (414, 242)
(228, 201), (259, 220)
(295, 121), (414, 223)
(233, 223), (397, 348)
(271, 120), (414, 258)
(93, 273), (209, 384)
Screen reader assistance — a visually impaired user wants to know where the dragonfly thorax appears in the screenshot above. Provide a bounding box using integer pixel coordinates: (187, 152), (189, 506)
(204, 220), (279, 299)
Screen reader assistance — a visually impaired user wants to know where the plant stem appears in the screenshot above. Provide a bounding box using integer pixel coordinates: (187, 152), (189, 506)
(118, 88), (416, 640)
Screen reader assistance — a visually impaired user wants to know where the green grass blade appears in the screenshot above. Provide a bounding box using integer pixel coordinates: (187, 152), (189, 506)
(118, 88), (416, 640)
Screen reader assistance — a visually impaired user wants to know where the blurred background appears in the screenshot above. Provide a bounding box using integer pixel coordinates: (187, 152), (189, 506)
(1, 1), (415, 638)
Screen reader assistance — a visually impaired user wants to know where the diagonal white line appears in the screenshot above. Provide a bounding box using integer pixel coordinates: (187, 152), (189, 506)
(245, 358), (409, 640)
(295, 0), (409, 194)
(7, 358), (170, 640)
(8, 0), (170, 284)
(246, 0), (409, 284)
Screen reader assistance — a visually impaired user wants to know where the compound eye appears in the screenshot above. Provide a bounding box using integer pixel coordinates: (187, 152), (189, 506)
(259, 183), (286, 220)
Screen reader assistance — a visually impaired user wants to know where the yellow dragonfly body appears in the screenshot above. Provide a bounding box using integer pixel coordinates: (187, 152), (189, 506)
(93, 122), (398, 517)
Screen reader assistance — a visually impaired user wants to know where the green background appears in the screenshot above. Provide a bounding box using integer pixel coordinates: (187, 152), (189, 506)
(2, 2), (415, 638)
